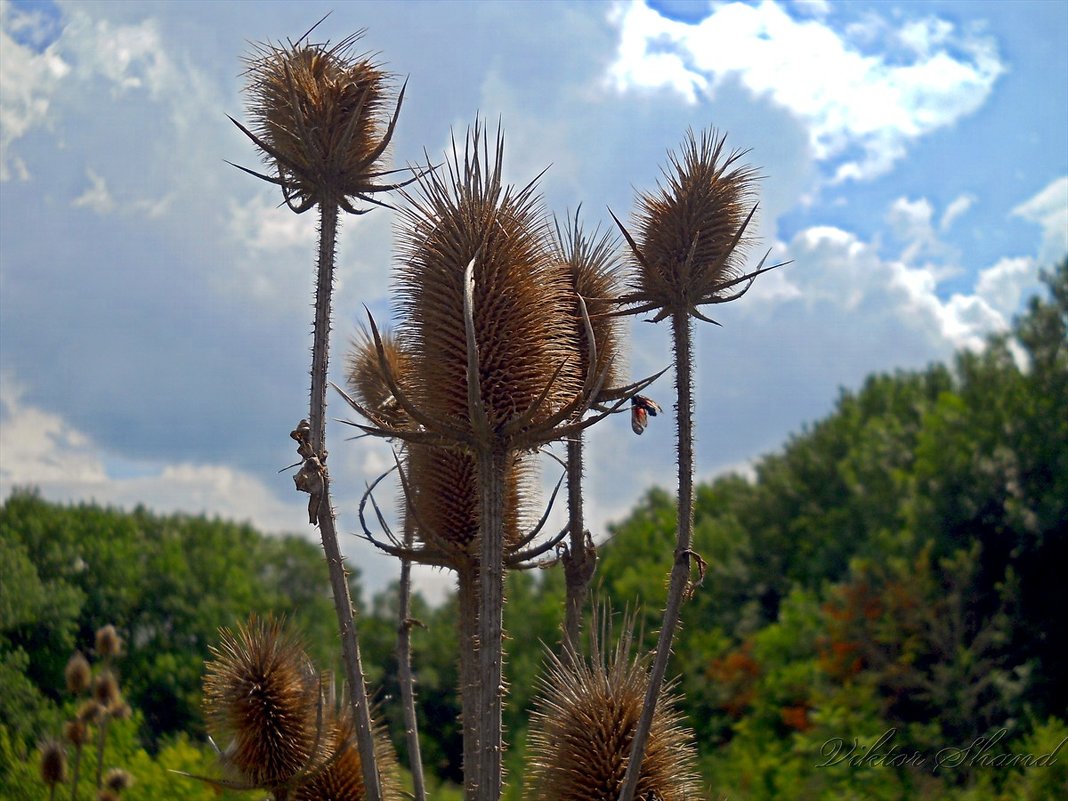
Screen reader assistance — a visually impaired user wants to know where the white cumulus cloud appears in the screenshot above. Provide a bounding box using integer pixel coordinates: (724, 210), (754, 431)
(1012, 176), (1068, 265)
(607, 0), (1003, 183)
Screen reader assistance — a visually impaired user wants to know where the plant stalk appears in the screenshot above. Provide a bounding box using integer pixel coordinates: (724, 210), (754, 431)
(396, 518), (426, 801)
(562, 434), (593, 655)
(457, 559), (480, 801)
(309, 200), (382, 801)
(69, 743), (82, 801)
(476, 444), (508, 801)
(617, 308), (696, 801)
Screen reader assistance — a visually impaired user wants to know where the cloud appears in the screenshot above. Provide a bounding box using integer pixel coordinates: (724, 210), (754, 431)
(940, 193), (976, 232)
(0, 0), (70, 180)
(71, 168), (114, 213)
(607, 0), (1003, 182)
(1012, 176), (1068, 265)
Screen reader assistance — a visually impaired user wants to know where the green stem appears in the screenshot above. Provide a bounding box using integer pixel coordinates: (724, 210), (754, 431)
(617, 309), (696, 801)
(309, 201), (382, 801)
(69, 743), (82, 801)
(95, 716), (108, 789)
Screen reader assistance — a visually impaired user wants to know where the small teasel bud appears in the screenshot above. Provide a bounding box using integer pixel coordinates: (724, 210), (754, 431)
(63, 720), (90, 747)
(95, 625), (122, 658)
(65, 652), (92, 694)
(39, 739), (67, 787)
(346, 328), (410, 430)
(92, 671), (121, 708)
(103, 768), (134, 793)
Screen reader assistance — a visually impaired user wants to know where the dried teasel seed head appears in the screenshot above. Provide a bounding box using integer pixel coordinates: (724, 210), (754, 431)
(77, 700), (104, 725)
(346, 328), (410, 429)
(202, 615), (319, 790)
(551, 210), (626, 397)
(103, 768), (134, 793)
(403, 445), (528, 560)
(239, 29), (402, 214)
(65, 651), (92, 694)
(110, 700), (132, 720)
(395, 121), (583, 443)
(92, 671), (121, 708)
(291, 709), (402, 801)
(625, 128), (760, 319)
(63, 720), (90, 747)
(525, 619), (702, 801)
(39, 739), (67, 786)
(95, 625), (122, 658)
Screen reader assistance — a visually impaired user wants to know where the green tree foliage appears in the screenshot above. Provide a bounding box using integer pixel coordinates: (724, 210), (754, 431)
(0, 493), (356, 751)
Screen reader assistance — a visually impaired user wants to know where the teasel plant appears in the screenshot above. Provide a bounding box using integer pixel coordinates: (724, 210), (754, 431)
(525, 608), (702, 801)
(228, 21), (420, 800)
(194, 615), (401, 800)
(336, 121), (659, 801)
(548, 210), (628, 655)
(608, 128), (787, 801)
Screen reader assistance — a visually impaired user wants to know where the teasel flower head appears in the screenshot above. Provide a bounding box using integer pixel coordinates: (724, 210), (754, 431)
(95, 625), (122, 659)
(103, 768), (134, 793)
(346, 328), (410, 430)
(392, 121), (585, 448)
(77, 700), (104, 725)
(291, 707), (402, 801)
(202, 615), (319, 790)
(39, 739), (67, 788)
(92, 671), (121, 708)
(525, 618), (703, 801)
(401, 445), (529, 563)
(65, 651), (92, 694)
(551, 209), (625, 398)
(64, 720), (90, 747)
(615, 128), (774, 324)
(233, 25), (406, 215)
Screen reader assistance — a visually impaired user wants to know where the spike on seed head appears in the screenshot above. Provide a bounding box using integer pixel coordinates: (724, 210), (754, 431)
(202, 615), (319, 790)
(627, 128), (759, 317)
(239, 29), (401, 213)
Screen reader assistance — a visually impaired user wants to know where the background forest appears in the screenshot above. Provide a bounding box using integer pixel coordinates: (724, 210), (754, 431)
(2, 261), (1065, 800)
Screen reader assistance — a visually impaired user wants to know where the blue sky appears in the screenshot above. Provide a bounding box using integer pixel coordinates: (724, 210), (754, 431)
(1, 0), (1065, 601)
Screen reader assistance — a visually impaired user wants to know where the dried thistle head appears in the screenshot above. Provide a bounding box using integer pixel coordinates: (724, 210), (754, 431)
(236, 28), (403, 214)
(202, 615), (319, 790)
(621, 128), (760, 321)
(395, 122), (583, 443)
(551, 210), (625, 395)
(525, 619), (702, 801)
(95, 625), (122, 659)
(65, 651), (92, 694)
(291, 708), (402, 801)
(76, 700), (104, 725)
(346, 328), (410, 429)
(39, 739), (67, 787)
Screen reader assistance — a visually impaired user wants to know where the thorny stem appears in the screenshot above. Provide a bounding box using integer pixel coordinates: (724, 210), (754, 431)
(617, 308), (696, 801)
(95, 715), (108, 789)
(309, 200), (383, 801)
(457, 560), (480, 801)
(396, 517), (427, 801)
(476, 445), (508, 801)
(562, 434), (594, 655)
